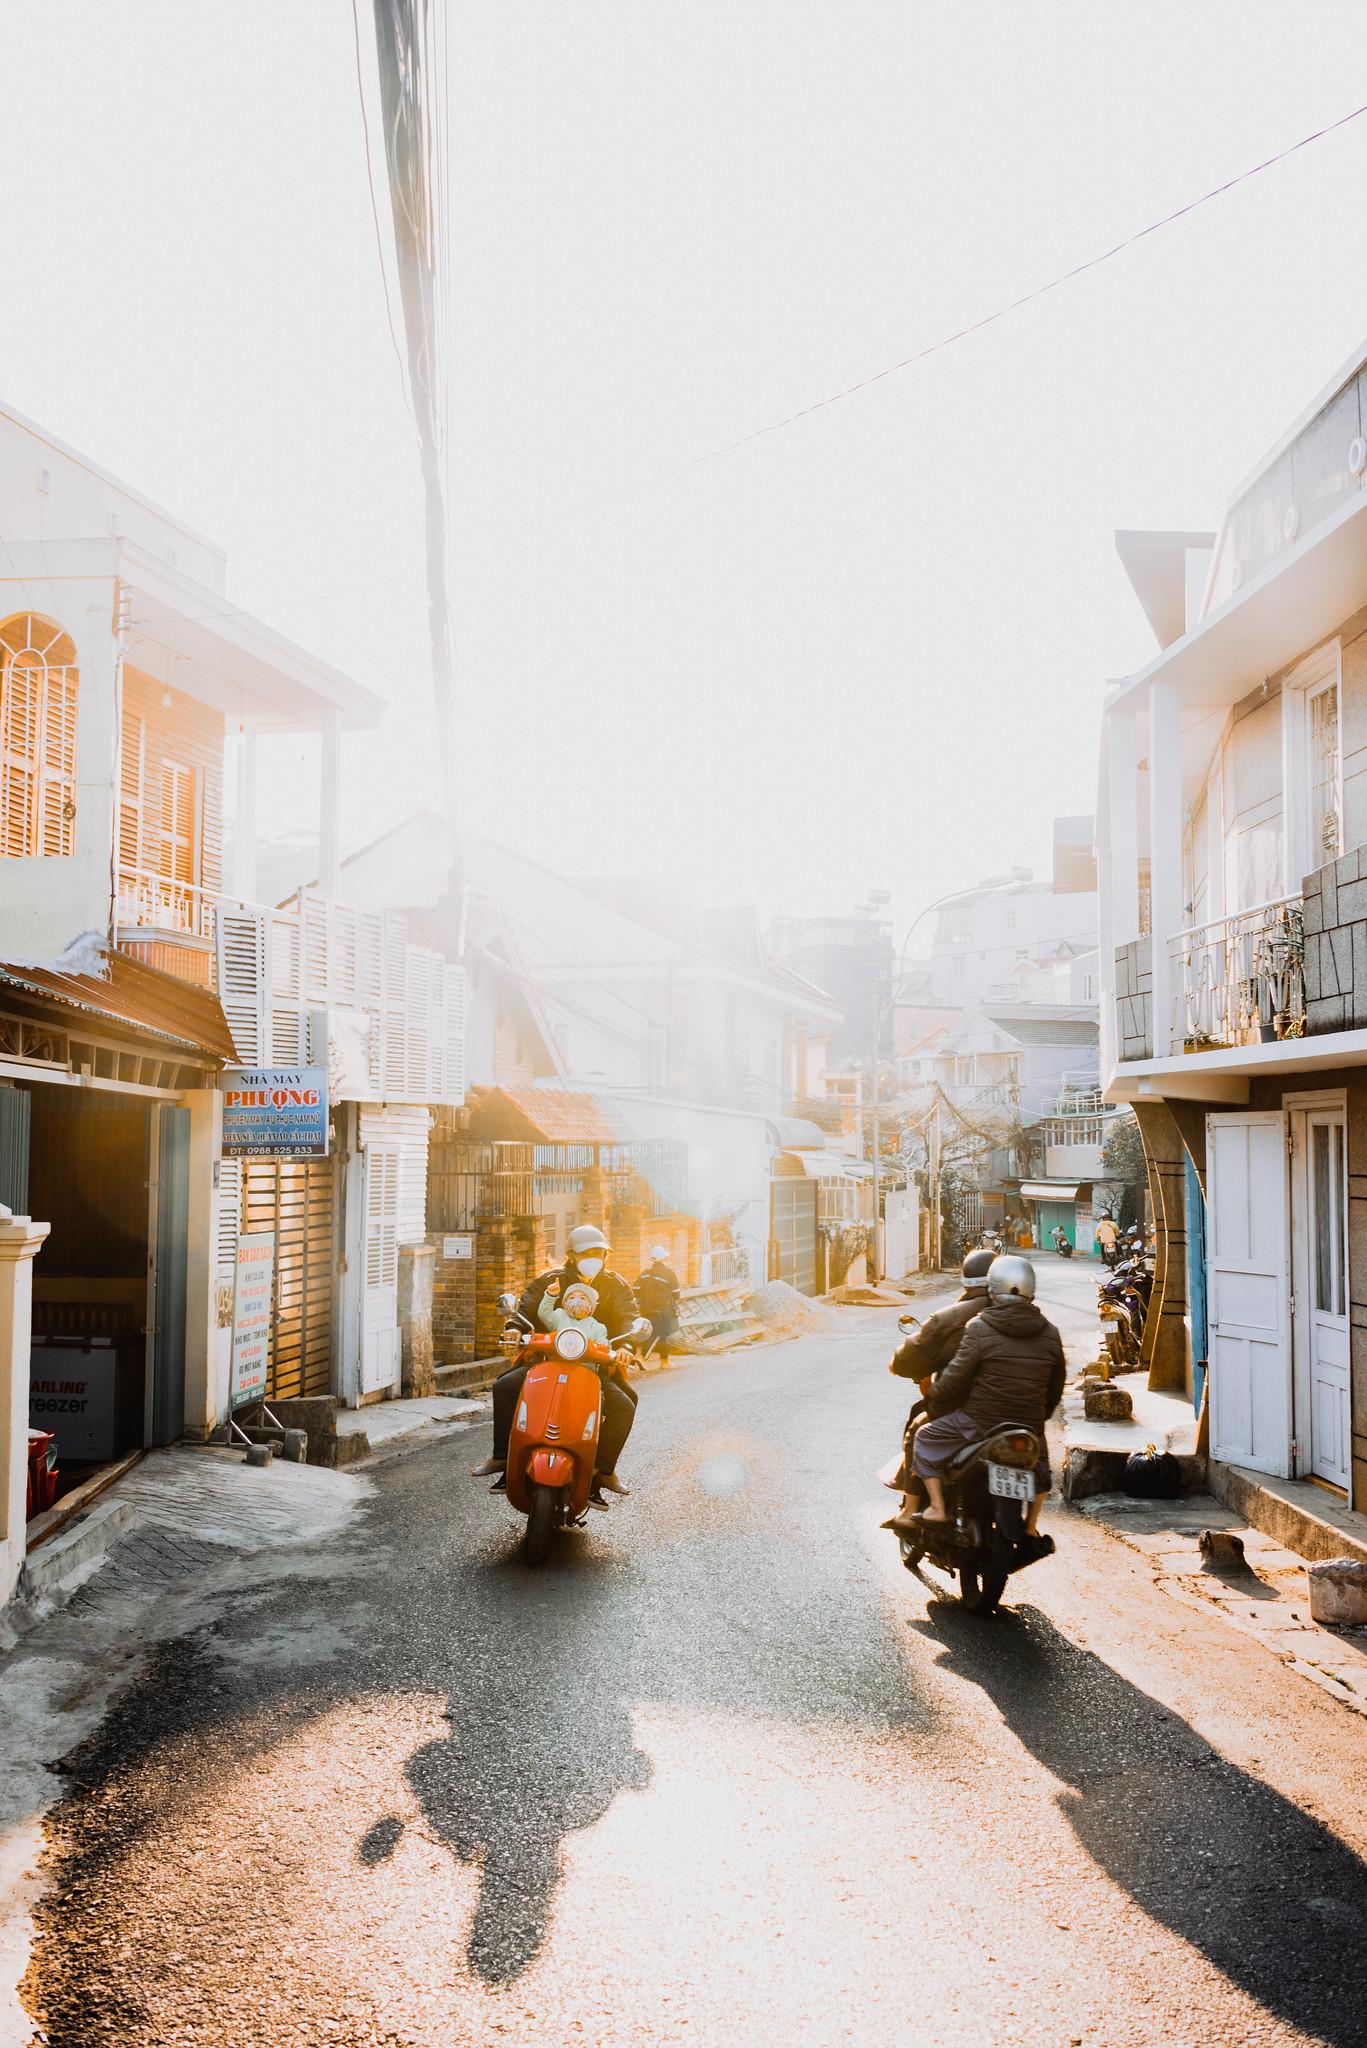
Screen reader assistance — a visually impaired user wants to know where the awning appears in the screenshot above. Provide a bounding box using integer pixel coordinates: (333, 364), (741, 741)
(786, 1150), (865, 1181)
(466, 1084), (634, 1146)
(0, 952), (237, 1061)
(1020, 1182), (1081, 1201)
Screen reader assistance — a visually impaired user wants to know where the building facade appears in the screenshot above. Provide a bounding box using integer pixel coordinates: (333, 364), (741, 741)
(0, 399), (463, 1598)
(1098, 340), (1367, 1519)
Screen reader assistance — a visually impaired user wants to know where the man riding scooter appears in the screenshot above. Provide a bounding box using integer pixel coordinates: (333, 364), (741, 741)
(902, 1254), (1066, 1544)
(473, 1225), (641, 1501)
(883, 1250), (994, 1533)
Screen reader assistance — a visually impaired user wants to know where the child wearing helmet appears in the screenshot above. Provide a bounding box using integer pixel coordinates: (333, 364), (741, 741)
(537, 1279), (609, 1347)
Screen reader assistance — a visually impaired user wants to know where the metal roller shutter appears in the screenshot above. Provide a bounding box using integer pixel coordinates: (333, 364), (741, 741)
(241, 1155), (336, 1400)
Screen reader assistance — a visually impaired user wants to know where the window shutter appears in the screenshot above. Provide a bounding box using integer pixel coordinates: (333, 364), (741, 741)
(216, 908), (266, 1063)
(39, 666), (78, 856)
(0, 653), (40, 857)
(119, 709), (145, 870)
(162, 761), (197, 885)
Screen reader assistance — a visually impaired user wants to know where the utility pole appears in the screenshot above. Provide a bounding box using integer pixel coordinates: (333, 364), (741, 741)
(928, 1092), (943, 1270)
(869, 984), (881, 1283)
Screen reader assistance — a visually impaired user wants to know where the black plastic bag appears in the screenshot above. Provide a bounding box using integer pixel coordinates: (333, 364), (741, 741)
(1122, 1442), (1181, 1499)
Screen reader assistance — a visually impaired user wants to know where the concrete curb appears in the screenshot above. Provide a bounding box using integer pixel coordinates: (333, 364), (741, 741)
(2, 1499), (140, 1647)
(1210, 1461), (1367, 1570)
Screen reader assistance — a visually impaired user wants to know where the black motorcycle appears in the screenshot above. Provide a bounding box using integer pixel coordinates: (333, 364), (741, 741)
(885, 1398), (1054, 1615)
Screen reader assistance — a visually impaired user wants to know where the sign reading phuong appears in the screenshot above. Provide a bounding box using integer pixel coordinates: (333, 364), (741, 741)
(223, 1067), (329, 1158)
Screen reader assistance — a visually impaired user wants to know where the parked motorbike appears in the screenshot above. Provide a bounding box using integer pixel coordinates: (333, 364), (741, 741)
(1097, 1254), (1153, 1368)
(494, 1293), (652, 1565)
(882, 1391), (1055, 1615)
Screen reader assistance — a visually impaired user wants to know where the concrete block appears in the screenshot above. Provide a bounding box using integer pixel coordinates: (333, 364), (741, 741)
(1324, 867), (1340, 927)
(1307, 1557), (1367, 1626)
(1305, 933), (1323, 1002)
(1331, 923), (1354, 993)
(1337, 877), (1367, 924)
(1199, 1528), (1248, 1570)
(1303, 891), (1323, 936)
(1304, 866), (1323, 897)
(1309, 996), (1347, 1035)
(1084, 1381), (1134, 1422)
(1341, 846), (1363, 886)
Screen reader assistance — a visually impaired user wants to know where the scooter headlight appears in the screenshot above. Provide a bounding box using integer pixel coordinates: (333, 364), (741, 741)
(554, 1327), (589, 1361)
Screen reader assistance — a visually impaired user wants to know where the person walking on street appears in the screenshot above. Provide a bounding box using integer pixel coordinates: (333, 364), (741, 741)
(636, 1245), (682, 1362)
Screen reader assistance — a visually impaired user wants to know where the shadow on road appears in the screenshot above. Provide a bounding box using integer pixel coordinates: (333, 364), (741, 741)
(911, 1599), (1367, 2048)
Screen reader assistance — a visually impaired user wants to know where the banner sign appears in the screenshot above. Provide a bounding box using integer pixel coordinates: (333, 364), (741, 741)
(222, 1067), (329, 1158)
(230, 1233), (275, 1409)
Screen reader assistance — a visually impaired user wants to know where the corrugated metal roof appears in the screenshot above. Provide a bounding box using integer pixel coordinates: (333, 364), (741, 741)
(766, 1116), (829, 1150)
(0, 952), (237, 1061)
(467, 1085), (632, 1146)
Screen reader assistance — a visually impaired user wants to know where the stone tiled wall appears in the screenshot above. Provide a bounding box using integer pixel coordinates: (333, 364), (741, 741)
(1114, 938), (1153, 1062)
(1302, 847), (1367, 1032)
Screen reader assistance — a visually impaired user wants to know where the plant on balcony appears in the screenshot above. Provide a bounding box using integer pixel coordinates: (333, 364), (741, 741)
(1253, 905), (1307, 1043)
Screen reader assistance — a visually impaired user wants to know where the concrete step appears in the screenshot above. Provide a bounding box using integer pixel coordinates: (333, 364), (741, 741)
(1211, 1463), (1367, 1571)
(433, 1358), (504, 1396)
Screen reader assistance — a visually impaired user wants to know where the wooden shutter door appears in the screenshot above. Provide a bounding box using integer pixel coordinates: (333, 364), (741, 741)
(0, 654), (39, 855)
(242, 1156), (336, 1400)
(39, 665), (78, 855)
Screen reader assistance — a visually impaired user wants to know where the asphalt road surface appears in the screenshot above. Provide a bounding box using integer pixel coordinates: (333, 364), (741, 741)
(22, 1262), (1367, 2047)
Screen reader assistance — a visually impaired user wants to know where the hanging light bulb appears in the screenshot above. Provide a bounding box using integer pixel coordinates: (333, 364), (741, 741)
(161, 684), (173, 710)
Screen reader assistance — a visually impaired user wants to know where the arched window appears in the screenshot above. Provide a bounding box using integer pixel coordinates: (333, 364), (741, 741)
(0, 613), (79, 857)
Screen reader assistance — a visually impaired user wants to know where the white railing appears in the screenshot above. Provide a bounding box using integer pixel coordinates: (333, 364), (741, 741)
(213, 890), (464, 1105)
(115, 865), (214, 940)
(1169, 896), (1306, 1052)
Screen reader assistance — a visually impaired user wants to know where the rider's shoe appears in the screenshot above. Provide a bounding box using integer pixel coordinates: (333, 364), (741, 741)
(471, 1456), (505, 1479)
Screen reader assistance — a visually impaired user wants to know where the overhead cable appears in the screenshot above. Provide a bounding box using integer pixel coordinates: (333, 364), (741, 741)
(688, 96), (1367, 467)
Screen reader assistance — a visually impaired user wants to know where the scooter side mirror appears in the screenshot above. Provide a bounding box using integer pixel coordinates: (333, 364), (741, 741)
(627, 1316), (653, 1345)
(897, 1312), (921, 1334)
(497, 1292), (520, 1315)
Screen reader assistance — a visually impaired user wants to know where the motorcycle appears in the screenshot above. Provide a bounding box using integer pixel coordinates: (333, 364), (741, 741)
(1097, 1255), (1152, 1368)
(494, 1292), (652, 1565)
(1051, 1226), (1074, 1258)
(882, 1394), (1054, 1615)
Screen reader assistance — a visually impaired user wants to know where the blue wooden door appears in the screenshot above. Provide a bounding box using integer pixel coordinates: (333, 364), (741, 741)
(1185, 1154), (1208, 1417)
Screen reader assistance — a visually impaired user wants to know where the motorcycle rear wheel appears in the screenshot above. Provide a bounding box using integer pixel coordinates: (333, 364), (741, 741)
(523, 1482), (558, 1567)
(959, 1504), (1021, 1614)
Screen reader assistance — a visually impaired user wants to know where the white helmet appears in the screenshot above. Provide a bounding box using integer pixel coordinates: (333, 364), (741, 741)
(987, 1254), (1036, 1304)
(567, 1224), (609, 1257)
(650, 1244), (669, 1262)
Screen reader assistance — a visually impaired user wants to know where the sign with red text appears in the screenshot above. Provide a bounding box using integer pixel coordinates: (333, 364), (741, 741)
(230, 1233), (275, 1409)
(222, 1067), (329, 1158)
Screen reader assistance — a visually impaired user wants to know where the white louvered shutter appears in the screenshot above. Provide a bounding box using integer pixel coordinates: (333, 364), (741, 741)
(40, 666), (78, 856)
(216, 909), (266, 1063)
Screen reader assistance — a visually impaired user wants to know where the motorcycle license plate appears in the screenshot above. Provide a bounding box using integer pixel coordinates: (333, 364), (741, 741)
(987, 1462), (1034, 1500)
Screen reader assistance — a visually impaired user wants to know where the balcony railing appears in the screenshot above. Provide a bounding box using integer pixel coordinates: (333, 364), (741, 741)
(1170, 896), (1306, 1052)
(115, 865), (214, 941)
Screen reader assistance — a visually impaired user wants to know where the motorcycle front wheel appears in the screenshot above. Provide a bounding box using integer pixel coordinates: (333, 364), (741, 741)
(523, 1482), (558, 1567)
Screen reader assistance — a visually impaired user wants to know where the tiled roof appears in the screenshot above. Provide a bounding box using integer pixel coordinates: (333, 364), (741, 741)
(467, 1085), (632, 1145)
(0, 952), (237, 1060)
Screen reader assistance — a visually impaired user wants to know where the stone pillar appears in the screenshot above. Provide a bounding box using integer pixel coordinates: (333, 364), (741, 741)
(0, 1207), (51, 1611)
(182, 1087), (223, 1440)
(398, 1241), (436, 1397)
(1134, 1100), (1189, 1395)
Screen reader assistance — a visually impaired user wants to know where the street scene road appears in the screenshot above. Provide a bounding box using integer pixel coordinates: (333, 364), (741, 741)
(16, 1260), (1367, 2048)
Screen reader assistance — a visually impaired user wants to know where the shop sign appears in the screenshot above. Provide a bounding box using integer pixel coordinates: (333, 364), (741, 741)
(442, 1235), (474, 1260)
(230, 1233), (275, 1409)
(223, 1067), (329, 1157)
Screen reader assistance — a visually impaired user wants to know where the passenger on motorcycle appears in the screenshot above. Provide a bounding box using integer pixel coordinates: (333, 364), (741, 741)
(883, 1249), (995, 1533)
(472, 1225), (641, 1498)
(907, 1254), (1066, 1537)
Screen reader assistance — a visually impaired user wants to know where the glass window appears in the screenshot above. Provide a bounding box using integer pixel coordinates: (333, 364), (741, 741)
(1312, 1120), (1346, 1318)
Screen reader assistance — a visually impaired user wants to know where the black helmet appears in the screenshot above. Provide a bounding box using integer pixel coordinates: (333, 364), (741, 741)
(961, 1248), (993, 1292)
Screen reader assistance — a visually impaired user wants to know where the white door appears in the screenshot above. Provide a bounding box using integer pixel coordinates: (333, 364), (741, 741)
(361, 1143), (401, 1396)
(1294, 1108), (1350, 1488)
(1206, 1111), (1292, 1476)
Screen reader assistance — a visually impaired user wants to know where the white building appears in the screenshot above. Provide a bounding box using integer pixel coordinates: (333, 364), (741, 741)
(0, 400), (462, 1603)
(1097, 338), (1367, 1523)
(909, 842), (1098, 1011)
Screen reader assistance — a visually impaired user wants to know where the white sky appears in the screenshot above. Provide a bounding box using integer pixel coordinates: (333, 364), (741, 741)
(4, 2), (1367, 943)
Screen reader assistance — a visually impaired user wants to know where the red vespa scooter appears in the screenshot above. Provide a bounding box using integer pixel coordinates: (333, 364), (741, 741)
(495, 1293), (649, 1564)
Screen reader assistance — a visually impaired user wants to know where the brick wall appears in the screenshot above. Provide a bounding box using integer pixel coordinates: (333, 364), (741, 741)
(1114, 938), (1153, 1062)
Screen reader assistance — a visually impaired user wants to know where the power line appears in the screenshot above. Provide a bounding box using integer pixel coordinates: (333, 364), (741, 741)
(688, 95), (1367, 469)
